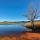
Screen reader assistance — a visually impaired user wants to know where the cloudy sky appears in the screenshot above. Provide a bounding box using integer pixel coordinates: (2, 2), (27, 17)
(0, 0), (40, 21)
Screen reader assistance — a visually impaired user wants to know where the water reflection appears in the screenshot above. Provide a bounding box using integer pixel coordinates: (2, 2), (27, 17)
(0, 24), (31, 35)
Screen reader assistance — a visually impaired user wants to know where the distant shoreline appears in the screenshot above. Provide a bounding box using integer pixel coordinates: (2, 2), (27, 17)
(0, 20), (40, 25)
(0, 22), (16, 24)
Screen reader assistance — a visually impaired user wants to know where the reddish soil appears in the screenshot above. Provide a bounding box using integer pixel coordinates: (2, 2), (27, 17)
(0, 32), (40, 40)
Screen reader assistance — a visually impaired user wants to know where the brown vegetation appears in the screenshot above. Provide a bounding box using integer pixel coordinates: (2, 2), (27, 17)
(25, 21), (40, 28)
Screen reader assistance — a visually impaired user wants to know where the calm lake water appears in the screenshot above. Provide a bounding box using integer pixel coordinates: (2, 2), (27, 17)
(0, 24), (31, 35)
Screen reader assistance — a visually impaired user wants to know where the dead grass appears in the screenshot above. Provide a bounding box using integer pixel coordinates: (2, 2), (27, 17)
(25, 21), (40, 28)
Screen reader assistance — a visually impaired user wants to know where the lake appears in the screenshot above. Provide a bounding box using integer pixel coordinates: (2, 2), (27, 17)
(0, 24), (31, 36)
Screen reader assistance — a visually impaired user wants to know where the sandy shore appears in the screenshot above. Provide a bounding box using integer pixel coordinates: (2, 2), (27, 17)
(0, 32), (40, 40)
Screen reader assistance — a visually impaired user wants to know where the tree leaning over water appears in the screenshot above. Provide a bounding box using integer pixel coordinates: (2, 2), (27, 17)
(23, 6), (40, 32)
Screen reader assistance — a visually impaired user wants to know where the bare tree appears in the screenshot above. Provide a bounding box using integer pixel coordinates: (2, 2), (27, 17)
(23, 7), (40, 32)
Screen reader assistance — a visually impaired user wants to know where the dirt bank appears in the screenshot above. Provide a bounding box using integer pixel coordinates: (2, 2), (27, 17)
(0, 32), (40, 40)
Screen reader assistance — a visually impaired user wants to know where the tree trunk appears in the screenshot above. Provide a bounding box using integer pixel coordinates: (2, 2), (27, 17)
(31, 21), (36, 32)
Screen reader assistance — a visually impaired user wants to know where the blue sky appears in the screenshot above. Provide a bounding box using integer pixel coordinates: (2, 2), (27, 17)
(0, 0), (40, 21)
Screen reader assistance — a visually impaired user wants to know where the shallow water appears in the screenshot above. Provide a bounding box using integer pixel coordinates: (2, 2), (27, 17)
(0, 24), (31, 35)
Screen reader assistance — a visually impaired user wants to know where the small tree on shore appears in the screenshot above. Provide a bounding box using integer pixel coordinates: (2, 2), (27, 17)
(23, 7), (40, 32)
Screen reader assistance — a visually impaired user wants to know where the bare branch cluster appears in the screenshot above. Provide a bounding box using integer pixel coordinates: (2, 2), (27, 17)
(23, 6), (40, 32)
(23, 7), (40, 21)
